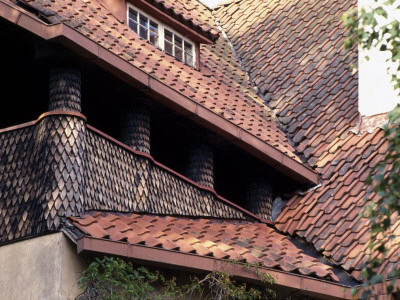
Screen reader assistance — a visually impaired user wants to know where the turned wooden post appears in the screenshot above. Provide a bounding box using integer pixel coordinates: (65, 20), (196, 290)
(36, 66), (87, 231)
(245, 177), (273, 220)
(49, 68), (82, 112)
(121, 105), (151, 154)
(186, 142), (214, 189)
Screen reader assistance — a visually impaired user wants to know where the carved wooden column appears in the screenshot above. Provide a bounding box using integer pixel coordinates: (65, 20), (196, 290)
(245, 177), (273, 220)
(49, 67), (82, 112)
(121, 105), (151, 154)
(186, 142), (214, 189)
(36, 67), (86, 231)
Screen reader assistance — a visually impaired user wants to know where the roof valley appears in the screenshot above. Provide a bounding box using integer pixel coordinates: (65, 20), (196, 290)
(209, 1), (309, 165)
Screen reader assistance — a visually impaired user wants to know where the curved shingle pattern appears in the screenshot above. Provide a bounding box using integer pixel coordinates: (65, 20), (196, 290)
(213, 0), (397, 281)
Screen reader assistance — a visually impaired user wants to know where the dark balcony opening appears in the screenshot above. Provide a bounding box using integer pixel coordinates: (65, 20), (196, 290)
(0, 26), (301, 213)
(0, 19), (48, 129)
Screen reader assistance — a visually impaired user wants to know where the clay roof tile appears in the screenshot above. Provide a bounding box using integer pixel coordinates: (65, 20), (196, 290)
(70, 212), (338, 281)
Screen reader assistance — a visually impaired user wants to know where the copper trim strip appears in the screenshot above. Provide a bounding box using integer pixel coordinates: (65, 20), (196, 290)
(0, 111), (87, 134)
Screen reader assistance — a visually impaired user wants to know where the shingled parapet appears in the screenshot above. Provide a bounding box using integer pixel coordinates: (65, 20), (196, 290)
(0, 113), (87, 242)
(120, 105), (151, 154)
(186, 142), (214, 189)
(36, 115), (87, 230)
(245, 177), (274, 220)
(0, 125), (39, 242)
(85, 129), (244, 218)
(0, 116), (250, 244)
(49, 68), (82, 112)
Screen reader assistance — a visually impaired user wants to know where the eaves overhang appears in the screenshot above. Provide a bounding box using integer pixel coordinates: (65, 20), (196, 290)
(0, 0), (318, 185)
(76, 236), (354, 300)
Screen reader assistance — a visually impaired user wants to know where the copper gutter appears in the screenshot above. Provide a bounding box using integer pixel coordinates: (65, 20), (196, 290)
(0, 0), (318, 185)
(76, 236), (354, 300)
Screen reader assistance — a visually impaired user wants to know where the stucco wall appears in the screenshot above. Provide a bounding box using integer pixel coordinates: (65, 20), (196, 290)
(0, 232), (86, 300)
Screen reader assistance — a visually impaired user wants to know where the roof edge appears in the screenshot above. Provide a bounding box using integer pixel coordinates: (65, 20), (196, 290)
(0, 1), (318, 185)
(76, 236), (353, 299)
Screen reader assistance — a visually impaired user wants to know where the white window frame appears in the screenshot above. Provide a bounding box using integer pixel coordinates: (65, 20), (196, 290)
(127, 3), (196, 67)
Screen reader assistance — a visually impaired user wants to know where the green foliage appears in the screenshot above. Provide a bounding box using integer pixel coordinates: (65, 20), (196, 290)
(76, 256), (161, 300)
(176, 270), (276, 300)
(76, 256), (276, 300)
(342, 0), (400, 95)
(342, 1), (400, 298)
(357, 106), (400, 297)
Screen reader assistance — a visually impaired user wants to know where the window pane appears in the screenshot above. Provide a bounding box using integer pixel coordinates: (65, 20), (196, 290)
(165, 29), (173, 43)
(140, 25), (148, 39)
(174, 36), (183, 60)
(175, 35), (182, 48)
(175, 47), (183, 61)
(128, 9), (138, 33)
(139, 14), (148, 39)
(165, 40), (173, 55)
(129, 20), (138, 34)
(150, 21), (158, 33)
(164, 29), (173, 55)
(184, 41), (193, 65)
(139, 14), (148, 27)
(149, 32), (158, 46)
(129, 9), (138, 21)
(149, 21), (158, 46)
(185, 53), (193, 66)
(184, 41), (193, 53)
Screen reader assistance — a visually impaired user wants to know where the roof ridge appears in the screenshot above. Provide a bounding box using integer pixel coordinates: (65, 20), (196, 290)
(210, 0), (243, 10)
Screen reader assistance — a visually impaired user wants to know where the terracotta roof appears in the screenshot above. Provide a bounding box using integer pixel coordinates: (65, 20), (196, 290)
(213, 0), (395, 282)
(213, 0), (359, 165)
(275, 128), (393, 280)
(2, 0), (319, 184)
(3, 0), (395, 286)
(70, 211), (339, 282)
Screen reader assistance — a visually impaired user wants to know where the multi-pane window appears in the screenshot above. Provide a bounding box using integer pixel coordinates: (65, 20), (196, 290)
(164, 29), (193, 66)
(127, 4), (195, 67)
(128, 8), (159, 46)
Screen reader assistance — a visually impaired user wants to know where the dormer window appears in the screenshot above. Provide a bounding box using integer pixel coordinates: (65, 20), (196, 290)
(127, 4), (196, 67)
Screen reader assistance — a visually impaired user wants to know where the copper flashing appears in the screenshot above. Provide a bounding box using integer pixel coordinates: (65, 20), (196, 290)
(76, 236), (353, 300)
(0, 111), (87, 134)
(0, 1), (318, 185)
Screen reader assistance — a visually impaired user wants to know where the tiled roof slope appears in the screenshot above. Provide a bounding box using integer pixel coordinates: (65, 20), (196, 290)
(70, 211), (339, 281)
(213, 0), (358, 164)
(14, 0), (301, 165)
(276, 128), (391, 280)
(212, 0), (394, 281)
